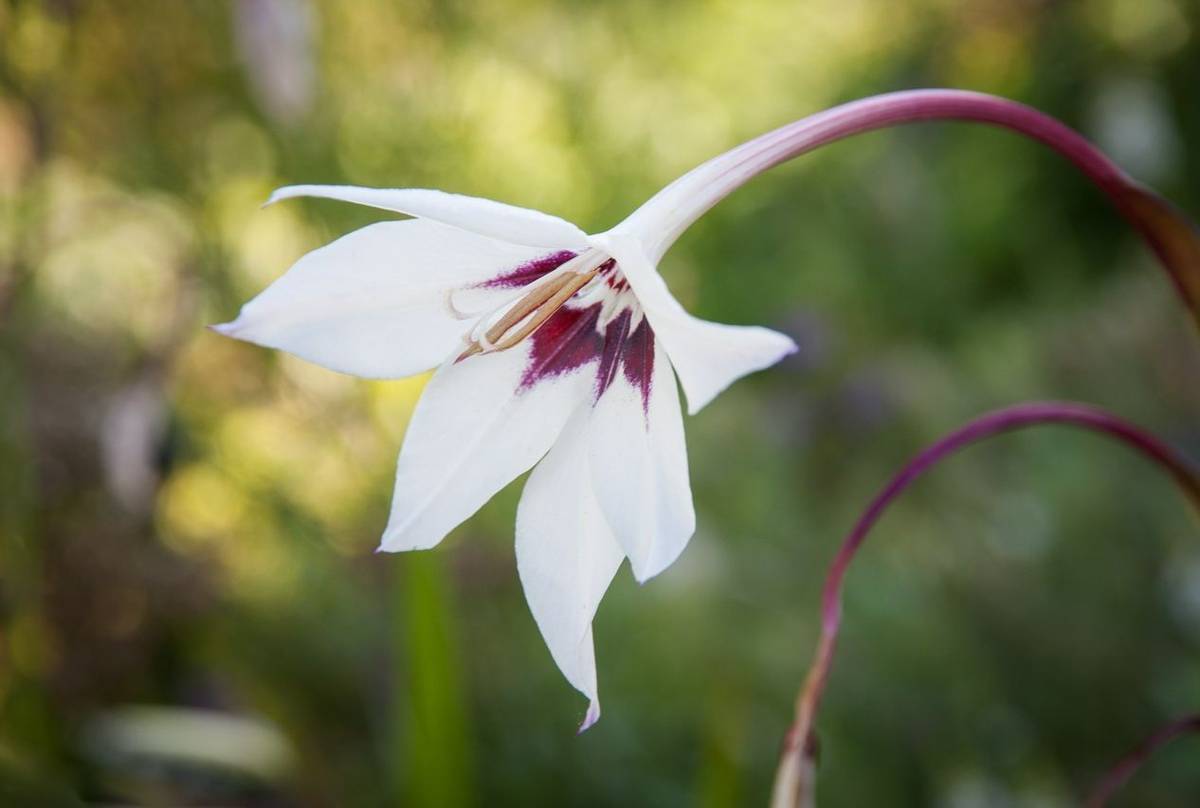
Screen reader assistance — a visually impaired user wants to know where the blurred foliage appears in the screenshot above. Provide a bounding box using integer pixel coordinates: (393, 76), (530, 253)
(0, 0), (1198, 805)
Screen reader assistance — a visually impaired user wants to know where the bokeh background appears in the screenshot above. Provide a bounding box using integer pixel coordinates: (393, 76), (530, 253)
(2, 0), (1199, 805)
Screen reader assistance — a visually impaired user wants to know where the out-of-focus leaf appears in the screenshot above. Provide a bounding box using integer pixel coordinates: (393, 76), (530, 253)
(394, 554), (476, 808)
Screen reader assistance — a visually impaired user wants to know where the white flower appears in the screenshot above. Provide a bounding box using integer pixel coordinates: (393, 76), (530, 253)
(215, 87), (1200, 742)
(215, 150), (797, 729)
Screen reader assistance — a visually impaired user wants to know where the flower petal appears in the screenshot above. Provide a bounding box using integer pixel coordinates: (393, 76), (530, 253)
(267, 184), (590, 250)
(591, 231), (797, 414)
(588, 326), (695, 582)
(515, 406), (624, 730)
(380, 340), (594, 552)
(213, 219), (555, 378)
(609, 138), (768, 264)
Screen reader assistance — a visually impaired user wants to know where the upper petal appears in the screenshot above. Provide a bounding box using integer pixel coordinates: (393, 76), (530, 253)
(515, 406), (625, 731)
(588, 326), (695, 583)
(380, 338), (595, 552)
(267, 184), (590, 250)
(591, 231), (797, 414)
(214, 219), (557, 378)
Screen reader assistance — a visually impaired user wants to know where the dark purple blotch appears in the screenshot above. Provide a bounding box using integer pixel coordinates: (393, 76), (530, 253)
(620, 316), (655, 415)
(519, 303), (656, 419)
(519, 304), (603, 390)
(596, 309), (632, 398)
(480, 250), (576, 289)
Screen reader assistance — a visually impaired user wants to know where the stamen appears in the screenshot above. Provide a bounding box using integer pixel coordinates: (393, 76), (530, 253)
(448, 256), (587, 325)
(483, 272), (575, 342)
(489, 270), (597, 351)
(454, 253), (626, 362)
(457, 268), (600, 361)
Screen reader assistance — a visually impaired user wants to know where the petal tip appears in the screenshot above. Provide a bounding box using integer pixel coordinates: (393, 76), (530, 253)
(378, 522), (442, 553)
(376, 532), (404, 553)
(377, 524), (408, 553)
(628, 532), (693, 584)
(763, 327), (800, 361)
(262, 189), (286, 208)
(629, 555), (665, 585)
(577, 701), (601, 734)
(208, 320), (241, 337)
(263, 185), (308, 208)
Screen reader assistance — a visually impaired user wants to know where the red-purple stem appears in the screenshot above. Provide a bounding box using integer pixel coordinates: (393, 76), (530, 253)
(822, 402), (1197, 639)
(774, 402), (1200, 806)
(641, 90), (1200, 322)
(1086, 714), (1200, 807)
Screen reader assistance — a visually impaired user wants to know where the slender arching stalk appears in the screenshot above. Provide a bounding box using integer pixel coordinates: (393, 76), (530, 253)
(627, 90), (1200, 326)
(769, 402), (1200, 808)
(1085, 713), (1200, 807)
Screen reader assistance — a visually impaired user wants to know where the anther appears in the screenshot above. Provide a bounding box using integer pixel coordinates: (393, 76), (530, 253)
(458, 268), (599, 361)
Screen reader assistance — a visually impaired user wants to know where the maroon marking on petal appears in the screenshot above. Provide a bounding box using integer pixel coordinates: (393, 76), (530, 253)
(519, 303), (603, 390)
(592, 258), (627, 292)
(620, 316), (655, 417)
(595, 309), (632, 401)
(480, 250), (577, 289)
(603, 273), (629, 293)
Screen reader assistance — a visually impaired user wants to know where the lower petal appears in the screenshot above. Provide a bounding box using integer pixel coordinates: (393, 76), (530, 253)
(380, 342), (594, 552)
(515, 407), (625, 730)
(591, 232), (797, 414)
(588, 334), (696, 582)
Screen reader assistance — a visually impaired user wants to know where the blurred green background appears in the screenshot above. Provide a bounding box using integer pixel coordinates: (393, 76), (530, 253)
(1, 0), (1199, 805)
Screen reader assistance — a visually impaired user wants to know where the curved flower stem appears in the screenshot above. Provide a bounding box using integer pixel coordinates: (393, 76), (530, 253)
(629, 90), (1200, 325)
(1085, 713), (1200, 807)
(769, 402), (1200, 808)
